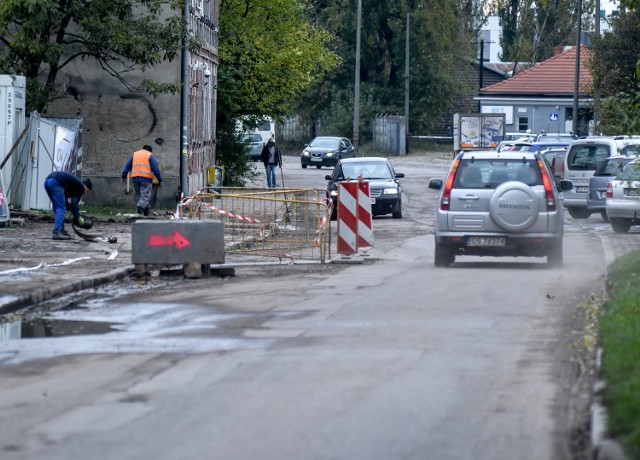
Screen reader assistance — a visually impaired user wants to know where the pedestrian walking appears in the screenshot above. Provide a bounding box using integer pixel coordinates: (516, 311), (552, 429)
(260, 136), (282, 189)
(44, 171), (92, 240)
(121, 145), (163, 215)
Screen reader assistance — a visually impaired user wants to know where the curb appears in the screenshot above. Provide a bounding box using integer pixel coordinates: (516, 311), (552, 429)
(0, 265), (134, 315)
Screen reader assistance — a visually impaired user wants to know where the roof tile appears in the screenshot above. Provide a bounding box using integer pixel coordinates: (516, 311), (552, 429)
(480, 46), (592, 96)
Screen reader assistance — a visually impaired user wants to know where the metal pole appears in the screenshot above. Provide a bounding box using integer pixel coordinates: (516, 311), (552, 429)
(404, 12), (410, 154)
(572, 0), (582, 136)
(353, 0), (362, 147)
(478, 38), (484, 112)
(179, 0), (190, 197)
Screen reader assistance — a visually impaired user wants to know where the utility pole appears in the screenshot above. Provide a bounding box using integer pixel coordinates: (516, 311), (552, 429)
(404, 12), (410, 154)
(353, 0), (362, 147)
(478, 38), (484, 112)
(573, 0), (582, 136)
(179, 0), (190, 198)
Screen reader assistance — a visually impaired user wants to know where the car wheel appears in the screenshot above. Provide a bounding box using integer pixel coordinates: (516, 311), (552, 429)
(316, 165), (322, 169)
(434, 242), (455, 267)
(392, 199), (402, 219)
(567, 207), (591, 219)
(302, 164), (307, 169)
(600, 210), (609, 221)
(547, 240), (563, 268)
(611, 219), (631, 234)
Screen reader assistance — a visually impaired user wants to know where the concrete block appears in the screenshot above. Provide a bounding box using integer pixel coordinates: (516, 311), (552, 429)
(132, 220), (224, 265)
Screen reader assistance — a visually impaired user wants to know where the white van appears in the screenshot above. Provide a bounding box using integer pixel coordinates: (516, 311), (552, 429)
(235, 116), (275, 145)
(563, 136), (640, 218)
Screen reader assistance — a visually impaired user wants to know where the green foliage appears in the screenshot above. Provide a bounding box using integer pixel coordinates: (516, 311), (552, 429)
(295, 0), (479, 139)
(0, 0), (185, 113)
(215, 119), (260, 187)
(601, 249), (640, 458)
(589, 9), (640, 134)
(216, 0), (341, 184)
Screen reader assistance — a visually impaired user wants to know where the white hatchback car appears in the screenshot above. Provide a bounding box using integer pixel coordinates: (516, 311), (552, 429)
(428, 150), (573, 267)
(605, 159), (640, 233)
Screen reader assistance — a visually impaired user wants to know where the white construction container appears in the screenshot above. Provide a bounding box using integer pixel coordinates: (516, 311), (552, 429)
(0, 75), (26, 196)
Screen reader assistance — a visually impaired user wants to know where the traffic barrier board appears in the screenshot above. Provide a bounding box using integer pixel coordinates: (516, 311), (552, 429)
(337, 182), (358, 255)
(357, 180), (373, 249)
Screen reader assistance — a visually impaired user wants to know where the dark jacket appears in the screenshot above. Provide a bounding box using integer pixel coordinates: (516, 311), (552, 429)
(46, 171), (86, 218)
(260, 142), (282, 167)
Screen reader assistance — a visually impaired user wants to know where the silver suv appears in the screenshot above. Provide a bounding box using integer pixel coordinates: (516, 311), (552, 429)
(428, 150), (573, 267)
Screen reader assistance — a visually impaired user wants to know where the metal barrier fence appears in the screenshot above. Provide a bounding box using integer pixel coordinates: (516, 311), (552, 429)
(179, 187), (333, 263)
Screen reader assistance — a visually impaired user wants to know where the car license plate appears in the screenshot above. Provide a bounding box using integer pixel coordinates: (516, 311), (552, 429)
(467, 236), (506, 247)
(625, 188), (640, 196)
(311, 157), (322, 162)
(576, 186), (589, 193)
(370, 198), (376, 204)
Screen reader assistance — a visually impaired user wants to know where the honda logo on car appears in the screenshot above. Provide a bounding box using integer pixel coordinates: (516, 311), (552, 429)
(499, 203), (530, 209)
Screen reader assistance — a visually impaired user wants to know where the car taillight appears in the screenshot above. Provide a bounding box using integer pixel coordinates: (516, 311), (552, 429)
(606, 182), (613, 198)
(537, 159), (556, 211)
(440, 158), (460, 211)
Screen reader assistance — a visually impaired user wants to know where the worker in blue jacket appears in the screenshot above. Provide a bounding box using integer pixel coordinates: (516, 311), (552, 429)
(44, 171), (92, 240)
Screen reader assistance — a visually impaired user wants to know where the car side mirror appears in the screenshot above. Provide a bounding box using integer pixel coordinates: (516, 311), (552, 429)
(325, 175), (333, 181)
(395, 172), (405, 178)
(429, 178), (443, 190)
(559, 179), (573, 191)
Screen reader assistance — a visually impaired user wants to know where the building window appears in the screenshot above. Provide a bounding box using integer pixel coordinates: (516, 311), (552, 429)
(518, 117), (528, 132)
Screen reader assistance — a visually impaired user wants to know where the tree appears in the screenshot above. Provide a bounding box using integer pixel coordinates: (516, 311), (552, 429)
(0, 0), (186, 113)
(294, 0), (481, 139)
(494, 0), (588, 69)
(215, 0), (341, 185)
(589, 8), (640, 134)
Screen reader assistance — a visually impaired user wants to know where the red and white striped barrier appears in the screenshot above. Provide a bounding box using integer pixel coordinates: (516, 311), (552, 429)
(337, 182), (358, 255)
(357, 180), (374, 249)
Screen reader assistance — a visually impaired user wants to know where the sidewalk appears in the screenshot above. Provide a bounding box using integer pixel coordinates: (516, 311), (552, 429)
(0, 219), (134, 314)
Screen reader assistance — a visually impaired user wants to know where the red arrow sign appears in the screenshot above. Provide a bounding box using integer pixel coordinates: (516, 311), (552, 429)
(148, 231), (191, 249)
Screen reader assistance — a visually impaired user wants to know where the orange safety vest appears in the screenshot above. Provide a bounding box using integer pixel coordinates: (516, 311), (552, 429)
(131, 150), (154, 179)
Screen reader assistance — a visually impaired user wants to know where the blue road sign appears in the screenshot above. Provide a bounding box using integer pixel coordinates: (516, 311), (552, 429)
(550, 112), (559, 121)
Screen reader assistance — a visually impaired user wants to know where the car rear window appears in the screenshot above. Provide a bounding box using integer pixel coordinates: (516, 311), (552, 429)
(453, 159), (542, 189)
(566, 144), (610, 171)
(616, 163), (640, 181)
(594, 158), (631, 176)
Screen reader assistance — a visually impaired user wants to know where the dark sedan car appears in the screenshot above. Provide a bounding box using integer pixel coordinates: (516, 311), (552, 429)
(325, 157), (404, 220)
(587, 155), (636, 220)
(301, 136), (355, 169)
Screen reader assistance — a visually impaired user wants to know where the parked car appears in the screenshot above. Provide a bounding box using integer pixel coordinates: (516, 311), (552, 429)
(541, 147), (567, 183)
(606, 159), (640, 233)
(241, 132), (264, 161)
(527, 141), (571, 153)
(301, 136), (355, 169)
(563, 137), (640, 219)
(428, 150), (573, 267)
(325, 157), (404, 220)
(534, 132), (577, 143)
(587, 156), (636, 220)
(497, 141), (532, 152)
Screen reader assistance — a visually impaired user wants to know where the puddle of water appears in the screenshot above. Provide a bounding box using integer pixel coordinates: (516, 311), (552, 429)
(0, 318), (117, 341)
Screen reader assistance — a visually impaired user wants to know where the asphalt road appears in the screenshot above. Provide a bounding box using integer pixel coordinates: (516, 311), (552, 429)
(1, 151), (639, 459)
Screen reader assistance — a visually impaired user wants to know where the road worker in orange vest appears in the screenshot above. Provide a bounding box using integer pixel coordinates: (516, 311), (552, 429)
(121, 145), (163, 216)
